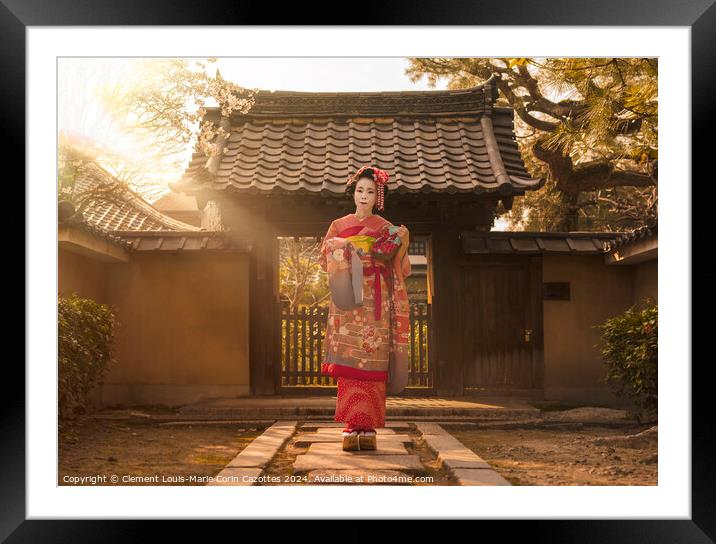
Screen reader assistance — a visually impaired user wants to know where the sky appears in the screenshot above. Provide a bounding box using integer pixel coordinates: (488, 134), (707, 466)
(212, 57), (438, 92)
(58, 57), (509, 230)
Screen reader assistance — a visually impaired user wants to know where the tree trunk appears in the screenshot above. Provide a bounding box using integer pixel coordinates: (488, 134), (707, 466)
(554, 191), (580, 232)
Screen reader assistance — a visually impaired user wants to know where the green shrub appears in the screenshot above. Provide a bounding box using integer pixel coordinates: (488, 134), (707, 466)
(58, 293), (118, 419)
(595, 301), (657, 411)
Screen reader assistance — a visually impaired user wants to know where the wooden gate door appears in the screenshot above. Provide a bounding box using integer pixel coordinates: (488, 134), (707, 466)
(459, 256), (543, 395)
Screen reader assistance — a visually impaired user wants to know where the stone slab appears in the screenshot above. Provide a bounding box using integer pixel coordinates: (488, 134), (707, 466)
(293, 454), (424, 472)
(226, 443), (279, 468)
(415, 423), (494, 469)
(268, 420), (300, 429)
(452, 469), (512, 486)
(293, 434), (413, 446)
(225, 424), (295, 468)
(414, 422), (447, 435)
(299, 422), (348, 428)
(258, 428), (296, 439)
(441, 456), (492, 470)
(206, 467), (263, 486)
(260, 424), (298, 435)
(300, 422), (411, 428)
(307, 441), (409, 455)
(420, 435), (493, 468)
(313, 428), (397, 435)
(420, 432), (468, 452)
(307, 470), (414, 485)
(158, 420), (278, 427)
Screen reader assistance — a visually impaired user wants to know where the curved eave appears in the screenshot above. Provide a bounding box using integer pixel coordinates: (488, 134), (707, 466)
(214, 178), (544, 198)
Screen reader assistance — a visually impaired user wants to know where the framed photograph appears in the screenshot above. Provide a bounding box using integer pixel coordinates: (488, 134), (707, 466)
(12, 0), (709, 537)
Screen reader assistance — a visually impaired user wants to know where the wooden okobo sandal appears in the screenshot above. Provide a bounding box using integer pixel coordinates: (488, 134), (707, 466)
(358, 429), (377, 450)
(342, 429), (360, 451)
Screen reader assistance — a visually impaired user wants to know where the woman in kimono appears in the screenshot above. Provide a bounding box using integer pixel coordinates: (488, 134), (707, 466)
(318, 166), (411, 451)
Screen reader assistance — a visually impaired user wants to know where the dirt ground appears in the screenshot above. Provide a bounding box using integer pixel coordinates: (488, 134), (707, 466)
(447, 424), (658, 486)
(59, 410), (658, 487)
(59, 417), (264, 486)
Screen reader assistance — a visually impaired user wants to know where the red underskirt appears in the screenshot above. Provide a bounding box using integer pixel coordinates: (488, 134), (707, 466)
(321, 362), (388, 382)
(334, 376), (386, 429)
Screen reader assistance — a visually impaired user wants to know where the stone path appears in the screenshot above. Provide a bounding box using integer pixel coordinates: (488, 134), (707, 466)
(414, 423), (511, 485)
(207, 420), (511, 486)
(207, 421), (297, 486)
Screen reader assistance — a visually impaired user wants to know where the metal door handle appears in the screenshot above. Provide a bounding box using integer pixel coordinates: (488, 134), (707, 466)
(524, 329), (532, 342)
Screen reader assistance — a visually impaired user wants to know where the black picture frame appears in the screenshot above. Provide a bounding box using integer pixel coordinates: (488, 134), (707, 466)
(9, 0), (710, 537)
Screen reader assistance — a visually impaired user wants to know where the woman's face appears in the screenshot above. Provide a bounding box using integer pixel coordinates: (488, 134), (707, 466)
(354, 177), (377, 212)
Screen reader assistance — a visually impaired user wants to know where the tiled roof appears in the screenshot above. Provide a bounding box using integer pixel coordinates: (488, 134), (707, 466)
(171, 76), (543, 199)
(461, 231), (623, 255)
(59, 218), (244, 253)
(73, 162), (203, 232)
(61, 160), (249, 253)
(603, 221), (658, 252)
(113, 230), (245, 252)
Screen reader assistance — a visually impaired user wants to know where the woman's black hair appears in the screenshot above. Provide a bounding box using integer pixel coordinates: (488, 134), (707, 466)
(345, 167), (388, 205)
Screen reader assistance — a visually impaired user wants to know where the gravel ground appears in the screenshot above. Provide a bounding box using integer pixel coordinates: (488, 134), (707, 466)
(59, 417), (264, 486)
(446, 424), (657, 486)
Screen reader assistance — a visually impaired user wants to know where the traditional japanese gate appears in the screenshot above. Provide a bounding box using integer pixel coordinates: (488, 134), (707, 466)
(277, 300), (434, 394)
(171, 77), (546, 396)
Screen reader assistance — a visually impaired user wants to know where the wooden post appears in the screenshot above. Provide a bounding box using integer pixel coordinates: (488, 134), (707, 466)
(244, 198), (279, 395)
(433, 201), (463, 396)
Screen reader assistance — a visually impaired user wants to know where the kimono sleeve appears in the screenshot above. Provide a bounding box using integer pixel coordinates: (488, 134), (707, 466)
(382, 220), (411, 277)
(400, 251), (411, 278)
(318, 220), (338, 272)
(398, 225), (411, 277)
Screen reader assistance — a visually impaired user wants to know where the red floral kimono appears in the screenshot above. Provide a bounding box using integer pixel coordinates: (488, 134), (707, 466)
(318, 213), (411, 429)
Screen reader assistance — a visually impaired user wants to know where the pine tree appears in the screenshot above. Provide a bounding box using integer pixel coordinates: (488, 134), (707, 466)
(406, 58), (658, 231)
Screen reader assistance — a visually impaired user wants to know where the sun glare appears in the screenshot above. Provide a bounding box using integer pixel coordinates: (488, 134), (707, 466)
(58, 58), (197, 201)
